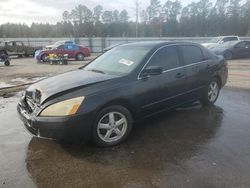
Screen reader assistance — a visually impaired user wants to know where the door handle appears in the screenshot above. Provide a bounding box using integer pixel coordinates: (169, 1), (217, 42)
(175, 72), (185, 79)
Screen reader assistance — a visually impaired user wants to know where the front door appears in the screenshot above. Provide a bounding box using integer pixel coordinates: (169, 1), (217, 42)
(134, 46), (187, 116)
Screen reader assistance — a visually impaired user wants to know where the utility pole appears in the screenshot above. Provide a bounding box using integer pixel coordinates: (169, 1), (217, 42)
(136, 0), (139, 37)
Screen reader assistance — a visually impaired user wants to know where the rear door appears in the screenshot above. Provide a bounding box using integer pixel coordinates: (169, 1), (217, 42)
(178, 45), (207, 99)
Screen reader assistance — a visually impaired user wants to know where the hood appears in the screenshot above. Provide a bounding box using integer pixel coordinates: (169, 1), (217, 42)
(27, 69), (118, 104)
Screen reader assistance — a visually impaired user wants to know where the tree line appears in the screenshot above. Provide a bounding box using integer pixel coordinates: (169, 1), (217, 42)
(0, 0), (250, 38)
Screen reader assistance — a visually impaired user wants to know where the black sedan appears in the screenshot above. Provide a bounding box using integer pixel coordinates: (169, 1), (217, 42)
(212, 40), (250, 60)
(17, 42), (228, 147)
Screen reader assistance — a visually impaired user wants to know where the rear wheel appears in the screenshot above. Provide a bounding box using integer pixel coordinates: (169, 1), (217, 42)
(201, 78), (220, 106)
(92, 105), (133, 147)
(76, 53), (84, 61)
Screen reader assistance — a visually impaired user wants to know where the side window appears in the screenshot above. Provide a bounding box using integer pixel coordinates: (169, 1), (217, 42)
(16, 42), (23, 46)
(7, 42), (14, 46)
(235, 42), (245, 48)
(148, 46), (180, 71)
(57, 45), (64, 50)
(180, 45), (204, 65)
(224, 37), (238, 42)
(64, 44), (78, 50)
(246, 42), (250, 48)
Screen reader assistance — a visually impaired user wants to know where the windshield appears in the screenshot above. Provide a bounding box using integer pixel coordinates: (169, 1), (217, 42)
(210, 37), (222, 43)
(217, 41), (239, 48)
(84, 46), (151, 76)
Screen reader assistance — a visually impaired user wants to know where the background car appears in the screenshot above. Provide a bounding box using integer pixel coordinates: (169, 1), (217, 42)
(0, 41), (42, 57)
(38, 43), (91, 62)
(18, 41), (228, 147)
(202, 36), (239, 49)
(212, 40), (250, 60)
(45, 40), (75, 50)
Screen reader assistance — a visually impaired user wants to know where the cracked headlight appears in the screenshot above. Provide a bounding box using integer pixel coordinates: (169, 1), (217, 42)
(39, 96), (85, 117)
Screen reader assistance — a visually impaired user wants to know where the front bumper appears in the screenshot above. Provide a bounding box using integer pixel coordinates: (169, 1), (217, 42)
(17, 103), (94, 142)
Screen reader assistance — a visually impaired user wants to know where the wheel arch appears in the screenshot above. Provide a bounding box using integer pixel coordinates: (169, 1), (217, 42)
(213, 74), (222, 89)
(97, 98), (136, 119)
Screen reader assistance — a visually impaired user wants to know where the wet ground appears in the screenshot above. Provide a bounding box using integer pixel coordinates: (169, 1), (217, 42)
(0, 88), (250, 187)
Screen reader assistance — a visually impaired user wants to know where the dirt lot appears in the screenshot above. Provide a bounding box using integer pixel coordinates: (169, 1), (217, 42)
(0, 57), (249, 92)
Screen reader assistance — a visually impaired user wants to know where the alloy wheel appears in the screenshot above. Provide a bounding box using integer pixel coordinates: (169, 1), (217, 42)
(97, 112), (128, 143)
(208, 81), (219, 103)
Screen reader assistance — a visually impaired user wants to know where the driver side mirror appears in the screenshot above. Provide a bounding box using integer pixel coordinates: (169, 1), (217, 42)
(141, 66), (163, 79)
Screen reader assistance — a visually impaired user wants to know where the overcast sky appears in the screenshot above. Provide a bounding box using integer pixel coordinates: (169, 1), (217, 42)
(0, 0), (215, 25)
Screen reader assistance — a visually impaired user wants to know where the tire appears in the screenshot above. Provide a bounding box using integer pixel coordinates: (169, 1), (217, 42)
(92, 105), (133, 147)
(18, 54), (23, 58)
(224, 51), (233, 60)
(4, 60), (10, 66)
(200, 78), (220, 106)
(76, 53), (84, 61)
(41, 54), (49, 62)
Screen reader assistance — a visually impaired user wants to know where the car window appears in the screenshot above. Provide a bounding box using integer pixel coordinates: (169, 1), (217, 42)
(235, 42), (246, 48)
(179, 45), (204, 65)
(16, 42), (22, 46)
(57, 45), (64, 50)
(246, 42), (250, 48)
(64, 44), (78, 50)
(7, 42), (14, 46)
(84, 46), (151, 76)
(147, 46), (180, 71)
(223, 37), (238, 43)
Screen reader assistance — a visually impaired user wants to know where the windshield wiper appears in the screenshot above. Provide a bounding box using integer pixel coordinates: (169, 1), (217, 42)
(88, 69), (106, 74)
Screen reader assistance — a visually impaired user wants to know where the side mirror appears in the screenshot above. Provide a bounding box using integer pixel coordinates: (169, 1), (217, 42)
(141, 66), (163, 78)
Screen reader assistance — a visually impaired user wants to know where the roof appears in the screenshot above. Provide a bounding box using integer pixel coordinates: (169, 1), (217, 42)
(119, 41), (201, 49)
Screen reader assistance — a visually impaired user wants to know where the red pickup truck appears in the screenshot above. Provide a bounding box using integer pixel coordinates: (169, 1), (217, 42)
(38, 43), (91, 62)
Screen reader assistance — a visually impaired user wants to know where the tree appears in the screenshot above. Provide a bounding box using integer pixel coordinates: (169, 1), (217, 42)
(147, 0), (161, 21)
(119, 10), (129, 23)
(70, 5), (93, 24)
(62, 11), (70, 22)
(93, 5), (103, 23)
(102, 11), (113, 24)
(113, 10), (120, 22)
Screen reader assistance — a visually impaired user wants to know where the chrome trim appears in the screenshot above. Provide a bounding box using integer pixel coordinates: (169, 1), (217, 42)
(137, 44), (208, 80)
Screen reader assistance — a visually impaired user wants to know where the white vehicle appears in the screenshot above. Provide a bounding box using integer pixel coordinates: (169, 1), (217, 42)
(202, 36), (240, 49)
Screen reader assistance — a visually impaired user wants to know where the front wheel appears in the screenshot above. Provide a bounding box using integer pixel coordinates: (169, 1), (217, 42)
(201, 78), (220, 106)
(92, 105), (133, 147)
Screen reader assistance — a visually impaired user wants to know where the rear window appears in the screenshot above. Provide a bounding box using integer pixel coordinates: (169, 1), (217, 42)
(179, 45), (204, 65)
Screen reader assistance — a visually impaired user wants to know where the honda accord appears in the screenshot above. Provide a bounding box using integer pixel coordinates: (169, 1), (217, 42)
(17, 42), (228, 146)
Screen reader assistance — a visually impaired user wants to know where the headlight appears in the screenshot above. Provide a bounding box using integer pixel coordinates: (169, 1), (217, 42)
(39, 96), (85, 117)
